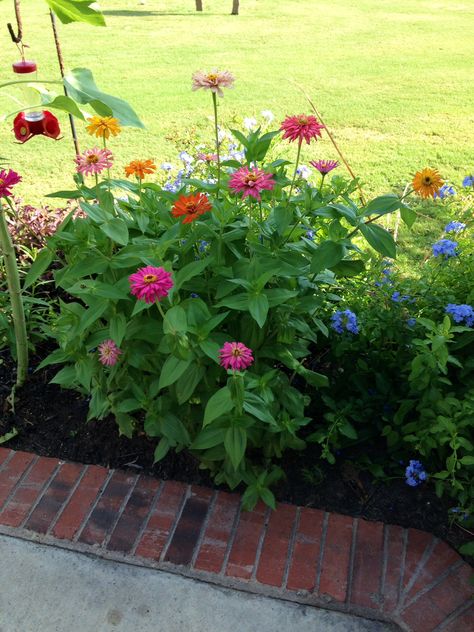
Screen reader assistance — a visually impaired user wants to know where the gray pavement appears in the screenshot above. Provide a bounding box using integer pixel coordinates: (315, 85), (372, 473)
(0, 534), (394, 632)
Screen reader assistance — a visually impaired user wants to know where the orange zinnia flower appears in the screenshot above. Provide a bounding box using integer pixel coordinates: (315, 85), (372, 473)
(412, 168), (444, 199)
(124, 159), (157, 180)
(86, 116), (121, 139)
(171, 193), (212, 224)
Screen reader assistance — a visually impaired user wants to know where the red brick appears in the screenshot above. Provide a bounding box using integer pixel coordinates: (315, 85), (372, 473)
(194, 491), (240, 574)
(24, 461), (82, 534)
(319, 513), (353, 602)
(350, 519), (384, 610)
(0, 448), (12, 468)
(382, 524), (405, 614)
(135, 480), (186, 561)
(164, 486), (213, 566)
(441, 604), (474, 632)
(405, 539), (460, 603)
(226, 501), (267, 580)
(52, 465), (108, 540)
(286, 507), (324, 592)
(107, 476), (160, 553)
(78, 470), (137, 546)
(256, 503), (297, 587)
(0, 457), (58, 527)
(402, 528), (433, 591)
(400, 563), (472, 632)
(0, 451), (35, 510)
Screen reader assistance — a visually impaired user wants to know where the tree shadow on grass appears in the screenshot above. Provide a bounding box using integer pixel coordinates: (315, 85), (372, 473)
(102, 10), (222, 17)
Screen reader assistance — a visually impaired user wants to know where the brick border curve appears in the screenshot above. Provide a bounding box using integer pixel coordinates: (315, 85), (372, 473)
(0, 448), (471, 631)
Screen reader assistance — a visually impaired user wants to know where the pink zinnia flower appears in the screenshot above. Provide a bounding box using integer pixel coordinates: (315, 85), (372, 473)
(310, 159), (339, 175)
(219, 342), (254, 372)
(129, 266), (174, 303)
(98, 339), (122, 367)
(192, 70), (235, 97)
(280, 114), (325, 145)
(228, 166), (275, 201)
(75, 147), (114, 176)
(0, 169), (22, 197)
(197, 152), (218, 162)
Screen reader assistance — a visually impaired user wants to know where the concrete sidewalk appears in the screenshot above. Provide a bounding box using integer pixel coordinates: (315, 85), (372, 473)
(0, 535), (394, 632)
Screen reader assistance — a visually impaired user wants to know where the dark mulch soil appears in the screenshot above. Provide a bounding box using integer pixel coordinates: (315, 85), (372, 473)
(0, 346), (471, 557)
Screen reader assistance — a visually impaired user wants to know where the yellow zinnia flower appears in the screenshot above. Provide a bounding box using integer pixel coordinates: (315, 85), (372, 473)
(86, 116), (121, 139)
(412, 168), (443, 199)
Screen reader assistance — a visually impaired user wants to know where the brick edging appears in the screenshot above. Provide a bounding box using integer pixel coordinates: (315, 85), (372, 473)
(0, 448), (471, 631)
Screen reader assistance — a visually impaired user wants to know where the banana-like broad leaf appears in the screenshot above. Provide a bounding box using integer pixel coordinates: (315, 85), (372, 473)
(63, 68), (145, 128)
(44, 0), (106, 26)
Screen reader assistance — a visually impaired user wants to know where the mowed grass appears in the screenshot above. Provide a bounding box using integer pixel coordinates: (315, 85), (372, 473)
(0, 0), (473, 204)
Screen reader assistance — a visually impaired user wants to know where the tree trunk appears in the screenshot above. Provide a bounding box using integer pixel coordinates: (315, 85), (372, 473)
(231, 0), (239, 15)
(195, 0), (203, 11)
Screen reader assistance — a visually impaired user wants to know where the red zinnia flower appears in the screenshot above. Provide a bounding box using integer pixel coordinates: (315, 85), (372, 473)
(171, 193), (212, 224)
(129, 266), (174, 303)
(280, 114), (324, 145)
(228, 166), (275, 201)
(219, 342), (254, 372)
(0, 169), (22, 197)
(310, 159), (339, 175)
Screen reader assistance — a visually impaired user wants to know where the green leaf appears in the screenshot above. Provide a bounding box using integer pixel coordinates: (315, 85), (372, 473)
(259, 487), (276, 510)
(116, 413), (134, 438)
(37, 348), (71, 370)
(203, 387), (234, 427)
(199, 339), (221, 363)
(0, 428), (18, 445)
(100, 218), (129, 245)
(360, 223), (396, 258)
(174, 257), (213, 291)
(158, 356), (192, 390)
(363, 194), (405, 217)
(163, 306), (187, 335)
(116, 398), (141, 413)
(23, 249), (54, 290)
(154, 438), (171, 463)
(78, 301), (108, 334)
(63, 68), (144, 128)
(176, 364), (205, 404)
(161, 413), (190, 446)
(331, 259), (365, 277)
(41, 94), (85, 119)
(50, 365), (77, 386)
(45, 0), (106, 26)
(109, 314), (127, 345)
(400, 206), (417, 229)
(310, 240), (345, 274)
(459, 456), (474, 465)
(248, 293), (269, 327)
(192, 427), (226, 450)
(215, 293), (249, 311)
(339, 420), (358, 439)
(224, 426), (247, 470)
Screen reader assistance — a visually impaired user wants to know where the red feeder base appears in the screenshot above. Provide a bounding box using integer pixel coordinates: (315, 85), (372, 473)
(13, 111), (61, 143)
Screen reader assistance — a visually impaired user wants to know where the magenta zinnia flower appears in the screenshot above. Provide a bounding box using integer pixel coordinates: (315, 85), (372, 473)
(98, 339), (122, 367)
(75, 147), (114, 176)
(280, 114), (325, 145)
(228, 166), (275, 201)
(192, 70), (235, 97)
(310, 159), (339, 175)
(129, 266), (173, 303)
(219, 342), (254, 372)
(0, 169), (22, 197)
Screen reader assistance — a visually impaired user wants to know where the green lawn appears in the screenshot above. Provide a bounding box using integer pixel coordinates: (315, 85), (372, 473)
(1, 0), (473, 203)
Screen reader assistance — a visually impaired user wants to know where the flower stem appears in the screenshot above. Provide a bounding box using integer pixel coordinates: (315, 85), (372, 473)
(0, 199), (28, 388)
(287, 139), (302, 205)
(318, 174), (326, 196)
(212, 92), (221, 195)
(156, 302), (166, 321)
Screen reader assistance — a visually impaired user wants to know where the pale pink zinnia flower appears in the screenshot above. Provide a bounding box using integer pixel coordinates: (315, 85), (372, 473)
(219, 342), (254, 372)
(75, 147), (114, 176)
(310, 159), (339, 175)
(192, 70), (235, 97)
(280, 114), (325, 145)
(98, 339), (122, 367)
(197, 152), (218, 162)
(129, 265), (173, 303)
(228, 166), (275, 201)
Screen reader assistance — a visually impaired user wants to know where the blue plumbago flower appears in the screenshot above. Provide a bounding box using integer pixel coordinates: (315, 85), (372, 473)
(391, 291), (412, 303)
(179, 151), (194, 164)
(190, 293), (200, 299)
(445, 303), (474, 327)
(432, 239), (458, 258)
(160, 162), (174, 171)
(462, 175), (474, 187)
(230, 149), (246, 162)
(198, 240), (209, 253)
(331, 309), (359, 334)
(296, 164), (311, 180)
(243, 117), (257, 131)
(374, 266), (394, 287)
(305, 229), (315, 240)
(407, 318), (417, 327)
(444, 221), (466, 234)
(261, 109), (275, 123)
(433, 184), (456, 199)
(405, 460), (427, 487)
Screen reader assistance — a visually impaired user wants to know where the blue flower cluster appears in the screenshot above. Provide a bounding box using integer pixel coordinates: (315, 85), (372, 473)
(407, 318), (417, 328)
(445, 303), (474, 327)
(444, 221), (466, 234)
(391, 291), (412, 303)
(432, 239), (458, 258)
(433, 184), (456, 199)
(462, 175), (474, 187)
(374, 266), (394, 287)
(331, 309), (359, 334)
(405, 460), (427, 487)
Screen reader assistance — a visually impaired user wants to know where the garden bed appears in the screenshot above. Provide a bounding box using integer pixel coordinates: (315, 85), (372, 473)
(1, 345), (470, 557)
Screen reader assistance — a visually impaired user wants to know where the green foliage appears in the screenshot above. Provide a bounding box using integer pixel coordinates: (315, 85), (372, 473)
(45, 0), (106, 26)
